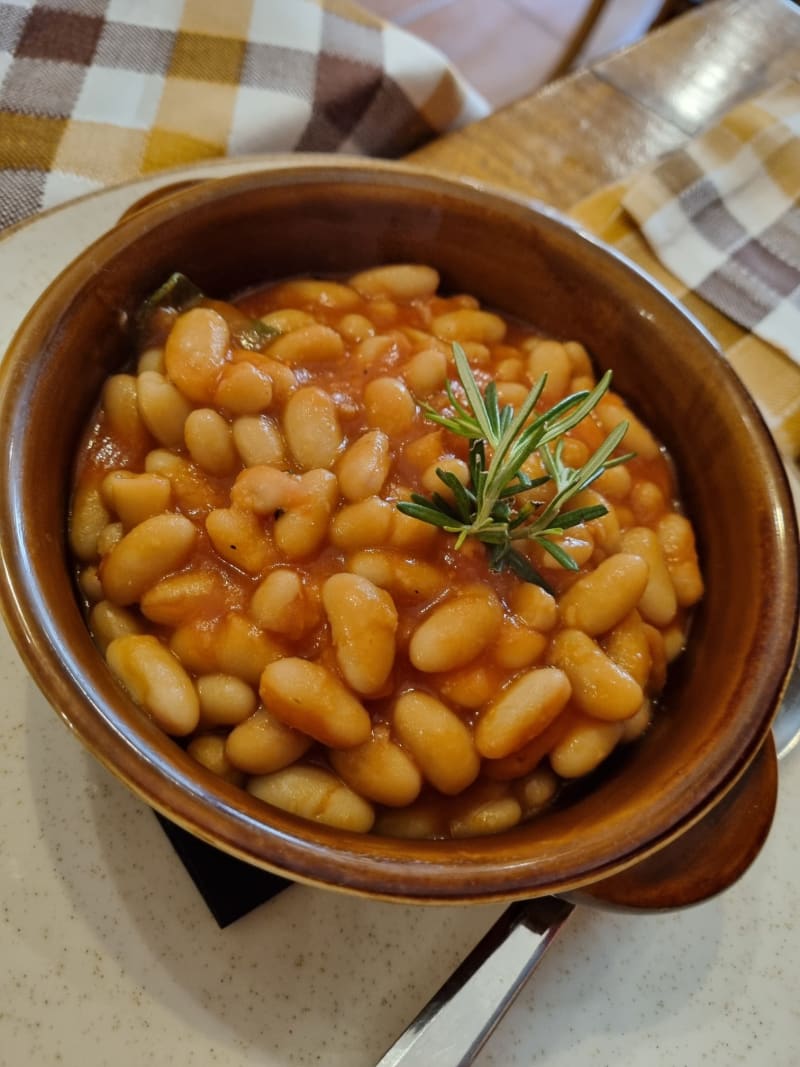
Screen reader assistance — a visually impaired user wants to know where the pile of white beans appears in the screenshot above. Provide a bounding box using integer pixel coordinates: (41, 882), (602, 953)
(69, 263), (703, 839)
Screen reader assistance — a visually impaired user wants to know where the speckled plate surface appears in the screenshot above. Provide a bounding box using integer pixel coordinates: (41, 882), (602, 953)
(1, 159), (799, 1067)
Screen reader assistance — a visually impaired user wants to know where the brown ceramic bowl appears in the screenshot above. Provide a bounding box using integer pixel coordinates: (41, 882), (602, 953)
(0, 159), (797, 904)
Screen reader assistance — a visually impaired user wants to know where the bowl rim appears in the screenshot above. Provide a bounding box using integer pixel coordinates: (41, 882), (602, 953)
(1, 156), (797, 902)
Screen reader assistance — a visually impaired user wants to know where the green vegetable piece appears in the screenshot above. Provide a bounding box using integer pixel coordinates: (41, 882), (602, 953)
(232, 318), (280, 352)
(136, 273), (281, 353)
(140, 271), (204, 319)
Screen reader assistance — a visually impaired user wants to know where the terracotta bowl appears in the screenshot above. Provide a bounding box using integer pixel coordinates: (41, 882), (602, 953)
(0, 159), (797, 905)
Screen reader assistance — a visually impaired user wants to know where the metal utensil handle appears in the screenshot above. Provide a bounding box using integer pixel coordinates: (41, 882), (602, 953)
(375, 699), (799, 1067)
(774, 655), (800, 760)
(374, 896), (575, 1067)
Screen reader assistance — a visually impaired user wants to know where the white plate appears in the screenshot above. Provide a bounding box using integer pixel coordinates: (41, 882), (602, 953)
(2, 162), (799, 1067)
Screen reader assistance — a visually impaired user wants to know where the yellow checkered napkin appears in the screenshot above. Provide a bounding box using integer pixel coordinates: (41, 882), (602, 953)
(572, 177), (800, 488)
(0, 0), (487, 230)
(622, 78), (800, 364)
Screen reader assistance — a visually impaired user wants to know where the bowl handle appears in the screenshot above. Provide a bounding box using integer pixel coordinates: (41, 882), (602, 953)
(567, 733), (778, 911)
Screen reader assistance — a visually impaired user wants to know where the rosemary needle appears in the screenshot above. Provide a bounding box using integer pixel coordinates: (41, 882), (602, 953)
(397, 342), (633, 589)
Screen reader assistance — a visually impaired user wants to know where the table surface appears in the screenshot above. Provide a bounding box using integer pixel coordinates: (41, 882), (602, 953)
(411, 0), (800, 208)
(2, 2), (800, 1066)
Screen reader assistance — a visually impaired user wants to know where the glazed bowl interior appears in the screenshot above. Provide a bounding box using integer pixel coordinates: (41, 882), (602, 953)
(0, 160), (796, 902)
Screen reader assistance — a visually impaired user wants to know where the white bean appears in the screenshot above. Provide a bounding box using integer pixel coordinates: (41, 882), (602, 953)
(420, 457), (470, 507)
(322, 573), (398, 696)
(364, 377), (416, 436)
(101, 513), (198, 605)
(214, 613), (285, 686)
(549, 715), (623, 778)
(233, 415), (287, 468)
(164, 307), (230, 404)
(283, 386), (343, 469)
(226, 706), (313, 773)
(267, 323), (345, 365)
(392, 690), (480, 795)
(213, 360), (273, 414)
(558, 553), (649, 635)
(548, 629), (643, 721)
(102, 373), (148, 446)
(337, 313), (375, 343)
(140, 570), (224, 626)
(137, 346), (165, 374)
(350, 264), (439, 301)
(493, 618), (547, 670)
(346, 549), (445, 600)
(475, 667), (572, 759)
(106, 634), (199, 736)
(432, 308), (506, 344)
(274, 469), (338, 560)
(657, 512), (704, 608)
(402, 348), (448, 397)
(336, 430), (391, 502)
(526, 340), (571, 405)
(186, 733), (244, 785)
(268, 279), (361, 310)
(231, 465), (305, 514)
(101, 471), (172, 529)
(89, 600), (143, 653)
(409, 585), (502, 673)
(247, 764), (375, 832)
(596, 399), (660, 460)
(184, 408), (238, 476)
(137, 370), (192, 447)
(250, 568), (318, 639)
(620, 526), (678, 626)
(449, 783), (521, 838)
(77, 564), (104, 603)
(196, 673), (257, 727)
(260, 308), (315, 332)
(329, 496), (393, 551)
(602, 610), (652, 688)
(512, 584), (558, 632)
(70, 483), (111, 562)
(513, 766), (559, 817)
(329, 725), (422, 807)
(259, 658), (371, 748)
(97, 521), (124, 556)
(205, 507), (274, 574)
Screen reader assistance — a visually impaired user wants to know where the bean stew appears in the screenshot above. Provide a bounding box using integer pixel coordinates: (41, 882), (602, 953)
(69, 264), (703, 840)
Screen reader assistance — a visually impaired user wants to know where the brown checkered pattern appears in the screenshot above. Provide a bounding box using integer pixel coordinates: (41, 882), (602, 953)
(0, 0), (487, 230)
(573, 170), (800, 476)
(622, 78), (800, 365)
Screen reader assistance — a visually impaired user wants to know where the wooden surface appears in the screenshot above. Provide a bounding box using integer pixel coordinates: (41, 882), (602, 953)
(409, 0), (800, 210)
(409, 0), (800, 474)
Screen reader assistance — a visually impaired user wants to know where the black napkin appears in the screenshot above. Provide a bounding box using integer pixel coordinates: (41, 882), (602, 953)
(156, 814), (291, 927)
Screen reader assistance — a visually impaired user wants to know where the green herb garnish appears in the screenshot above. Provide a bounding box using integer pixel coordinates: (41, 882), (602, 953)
(234, 318), (282, 352)
(137, 271), (204, 325)
(136, 272), (281, 352)
(397, 343), (633, 590)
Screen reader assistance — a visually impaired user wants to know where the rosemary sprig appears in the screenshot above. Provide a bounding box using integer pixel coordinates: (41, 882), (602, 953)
(397, 343), (633, 589)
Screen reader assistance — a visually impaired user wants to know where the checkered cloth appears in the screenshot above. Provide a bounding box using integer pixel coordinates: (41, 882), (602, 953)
(622, 78), (800, 364)
(0, 0), (488, 231)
